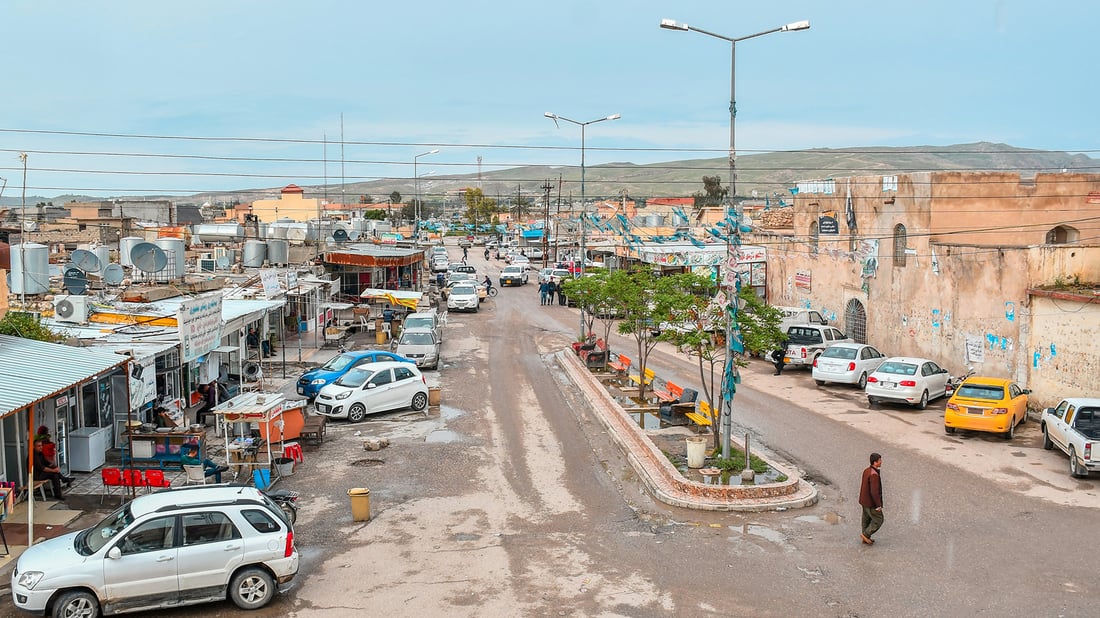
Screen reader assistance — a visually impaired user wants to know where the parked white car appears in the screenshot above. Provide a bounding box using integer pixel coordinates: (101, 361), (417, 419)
(315, 360), (429, 423)
(812, 343), (887, 389)
(11, 486), (297, 616)
(865, 357), (951, 409)
(446, 283), (480, 312)
(402, 310), (443, 342)
(393, 327), (441, 370)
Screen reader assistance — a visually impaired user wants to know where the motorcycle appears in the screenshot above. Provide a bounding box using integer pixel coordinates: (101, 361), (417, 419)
(945, 367), (975, 397)
(264, 488), (299, 525)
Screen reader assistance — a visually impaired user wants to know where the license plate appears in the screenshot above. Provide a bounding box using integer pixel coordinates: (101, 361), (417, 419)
(316, 403), (329, 412)
(967, 407), (986, 415)
(883, 382), (896, 388)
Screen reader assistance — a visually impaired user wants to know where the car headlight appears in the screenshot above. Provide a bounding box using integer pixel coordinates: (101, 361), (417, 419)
(17, 571), (44, 589)
(310, 378), (326, 385)
(335, 391), (351, 400)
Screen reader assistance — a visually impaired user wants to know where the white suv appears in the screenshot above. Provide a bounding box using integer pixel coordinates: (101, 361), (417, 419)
(12, 485), (298, 616)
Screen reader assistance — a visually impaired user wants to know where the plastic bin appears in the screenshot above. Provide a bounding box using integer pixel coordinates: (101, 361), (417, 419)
(274, 457), (295, 477)
(347, 487), (371, 521)
(686, 437), (708, 469)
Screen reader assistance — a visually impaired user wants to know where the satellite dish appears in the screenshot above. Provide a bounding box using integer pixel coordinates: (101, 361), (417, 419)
(22, 221), (37, 232)
(130, 242), (168, 273)
(63, 266), (89, 295)
(332, 229), (348, 242)
(102, 263), (125, 285)
(215, 255), (231, 269)
(70, 249), (102, 273)
(348, 230), (361, 241)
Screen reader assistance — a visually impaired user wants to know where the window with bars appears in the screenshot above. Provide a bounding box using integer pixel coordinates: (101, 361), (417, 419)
(892, 224), (907, 267)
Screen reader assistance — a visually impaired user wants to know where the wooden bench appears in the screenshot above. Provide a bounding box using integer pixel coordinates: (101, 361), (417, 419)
(653, 381), (683, 404)
(629, 367), (656, 388)
(300, 414), (328, 445)
(685, 400), (717, 428)
(607, 354), (631, 375)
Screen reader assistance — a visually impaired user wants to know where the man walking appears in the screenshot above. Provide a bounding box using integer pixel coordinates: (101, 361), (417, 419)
(538, 280), (549, 305)
(858, 452), (884, 545)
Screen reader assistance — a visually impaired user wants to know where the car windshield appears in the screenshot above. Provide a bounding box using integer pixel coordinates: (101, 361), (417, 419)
(81, 503), (136, 555)
(320, 353), (356, 371)
(401, 332), (435, 345)
(878, 362), (918, 376)
(957, 384), (1005, 400)
(453, 286), (476, 295)
(405, 317), (433, 330)
(822, 347), (857, 360)
(336, 367), (374, 387)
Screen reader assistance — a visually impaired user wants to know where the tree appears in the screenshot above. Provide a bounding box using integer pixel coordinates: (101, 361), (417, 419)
(0, 311), (64, 343)
(559, 270), (612, 342)
(389, 191), (401, 205)
(692, 175), (727, 210)
(362, 209), (386, 221)
(463, 188), (496, 228)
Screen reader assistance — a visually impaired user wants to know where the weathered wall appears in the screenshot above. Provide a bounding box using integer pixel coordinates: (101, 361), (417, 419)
(1026, 293), (1100, 409)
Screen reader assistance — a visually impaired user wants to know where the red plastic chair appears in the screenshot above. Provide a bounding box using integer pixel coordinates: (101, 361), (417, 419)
(144, 469), (171, 490)
(122, 469), (148, 493)
(100, 467), (124, 504)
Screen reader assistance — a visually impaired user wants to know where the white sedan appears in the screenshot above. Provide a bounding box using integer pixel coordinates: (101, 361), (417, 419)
(812, 343), (887, 389)
(315, 361), (430, 423)
(865, 357), (951, 409)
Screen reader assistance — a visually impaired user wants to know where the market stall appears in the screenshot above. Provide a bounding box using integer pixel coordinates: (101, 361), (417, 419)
(212, 391), (307, 484)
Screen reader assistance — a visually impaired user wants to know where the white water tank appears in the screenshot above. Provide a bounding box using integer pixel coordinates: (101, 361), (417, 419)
(119, 237), (144, 267)
(10, 243), (50, 294)
(155, 237), (186, 279)
(242, 240), (267, 268)
(192, 223), (244, 244)
(266, 239), (289, 266)
(94, 245), (112, 271)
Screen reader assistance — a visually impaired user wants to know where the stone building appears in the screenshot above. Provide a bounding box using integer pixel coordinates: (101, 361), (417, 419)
(748, 171), (1100, 407)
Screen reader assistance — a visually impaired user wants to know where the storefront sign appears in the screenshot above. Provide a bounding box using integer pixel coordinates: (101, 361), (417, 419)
(260, 269), (281, 299)
(795, 270), (812, 291)
(178, 293), (224, 362)
(818, 211), (840, 235)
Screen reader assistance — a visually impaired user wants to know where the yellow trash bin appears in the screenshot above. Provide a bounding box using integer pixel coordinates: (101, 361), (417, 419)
(347, 487), (371, 521)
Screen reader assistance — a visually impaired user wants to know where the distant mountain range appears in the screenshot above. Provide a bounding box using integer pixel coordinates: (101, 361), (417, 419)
(8, 142), (1095, 207)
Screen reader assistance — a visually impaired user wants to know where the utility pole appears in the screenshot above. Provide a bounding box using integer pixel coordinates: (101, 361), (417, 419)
(541, 179), (552, 269)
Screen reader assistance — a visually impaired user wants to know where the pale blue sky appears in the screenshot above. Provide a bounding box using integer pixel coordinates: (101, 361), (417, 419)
(1, 0), (1096, 199)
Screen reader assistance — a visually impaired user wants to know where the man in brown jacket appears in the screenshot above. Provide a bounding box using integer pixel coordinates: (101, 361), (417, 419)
(858, 452), (883, 545)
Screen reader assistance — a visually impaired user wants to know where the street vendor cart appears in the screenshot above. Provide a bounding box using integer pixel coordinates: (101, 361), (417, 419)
(212, 392), (307, 485)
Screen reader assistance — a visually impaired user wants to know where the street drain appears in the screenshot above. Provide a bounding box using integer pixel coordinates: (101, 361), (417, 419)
(350, 458), (386, 467)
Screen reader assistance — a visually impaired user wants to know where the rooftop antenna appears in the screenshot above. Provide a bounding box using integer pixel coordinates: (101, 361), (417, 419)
(477, 156), (482, 190)
(19, 152), (27, 307)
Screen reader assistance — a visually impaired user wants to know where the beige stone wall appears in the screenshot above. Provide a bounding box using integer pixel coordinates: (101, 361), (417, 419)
(249, 193), (323, 223)
(1026, 293), (1100, 409)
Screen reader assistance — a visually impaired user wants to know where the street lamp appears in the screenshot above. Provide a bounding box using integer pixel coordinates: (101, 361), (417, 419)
(661, 17), (809, 460)
(414, 149), (439, 228)
(544, 112), (620, 340)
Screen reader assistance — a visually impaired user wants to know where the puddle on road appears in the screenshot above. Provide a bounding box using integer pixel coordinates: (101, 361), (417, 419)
(734, 523), (787, 544)
(795, 511), (843, 525)
(426, 429), (461, 443)
(439, 404), (465, 421)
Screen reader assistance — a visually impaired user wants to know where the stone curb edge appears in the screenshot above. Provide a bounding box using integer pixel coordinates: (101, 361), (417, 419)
(556, 350), (818, 512)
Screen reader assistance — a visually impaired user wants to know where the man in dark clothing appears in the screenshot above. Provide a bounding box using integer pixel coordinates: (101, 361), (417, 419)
(547, 280), (558, 305)
(770, 342), (788, 376)
(858, 452), (884, 545)
(196, 383), (217, 426)
(247, 327), (271, 357)
(33, 439), (67, 499)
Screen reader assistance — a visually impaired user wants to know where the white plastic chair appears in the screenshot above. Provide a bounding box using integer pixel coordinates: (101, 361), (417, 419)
(183, 465), (208, 485)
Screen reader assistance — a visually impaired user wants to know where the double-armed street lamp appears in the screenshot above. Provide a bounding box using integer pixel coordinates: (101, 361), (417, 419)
(414, 149), (440, 225)
(544, 112), (621, 340)
(660, 17), (809, 460)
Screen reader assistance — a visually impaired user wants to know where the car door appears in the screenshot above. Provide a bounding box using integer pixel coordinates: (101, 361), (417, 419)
(1007, 383), (1027, 423)
(364, 367), (400, 412)
(391, 366), (421, 407)
(103, 516), (179, 608)
(922, 361), (949, 397)
(1047, 400), (1071, 449)
(175, 511), (244, 600)
(859, 346), (883, 375)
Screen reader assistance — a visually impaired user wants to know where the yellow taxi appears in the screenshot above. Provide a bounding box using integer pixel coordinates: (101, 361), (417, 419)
(944, 376), (1030, 439)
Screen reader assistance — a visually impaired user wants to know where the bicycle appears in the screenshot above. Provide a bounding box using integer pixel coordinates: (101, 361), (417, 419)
(485, 286), (498, 297)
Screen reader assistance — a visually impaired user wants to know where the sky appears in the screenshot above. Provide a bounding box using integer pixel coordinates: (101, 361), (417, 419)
(1, 0), (1098, 201)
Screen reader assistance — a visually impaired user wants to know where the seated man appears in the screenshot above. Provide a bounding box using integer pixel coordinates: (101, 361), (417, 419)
(33, 439), (68, 498)
(247, 327), (272, 358)
(180, 445), (229, 483)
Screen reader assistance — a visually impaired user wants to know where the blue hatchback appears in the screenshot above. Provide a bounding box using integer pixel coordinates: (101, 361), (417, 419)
(296, 350), (414, 398)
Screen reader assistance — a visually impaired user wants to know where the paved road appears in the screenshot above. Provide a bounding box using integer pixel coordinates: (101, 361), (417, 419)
(61, 247), (1097, 617)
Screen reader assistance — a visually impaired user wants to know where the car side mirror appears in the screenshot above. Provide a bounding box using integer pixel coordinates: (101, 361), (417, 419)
(1043, 407), (1053, 415)
(365, 383), (377, 390)
(107, 546), (122, 560)
(1022, 389), (1031, 395)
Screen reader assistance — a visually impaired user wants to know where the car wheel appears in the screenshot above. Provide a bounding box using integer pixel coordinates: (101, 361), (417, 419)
(348, 403), (367, 423)
(1042, 426), (1054, 450)
(1069, 446), (1087, 478)
(857, 372), (868, 390)
(814, 380), (825, 386)
(915, 390), (929, 410)
(1018, 410), (1026, 425)
(229, 567), (276, 610)
(1004, 417), (1015, 440)
(944, 426), (956, 434)
(867, 397), (877, 408)
(52, 590), (100, 618)
(411, 391), (428, 411)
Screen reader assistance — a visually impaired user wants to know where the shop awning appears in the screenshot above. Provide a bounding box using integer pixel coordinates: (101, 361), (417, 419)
(0, 334), (131, 418)
(359, 288), (424, 310)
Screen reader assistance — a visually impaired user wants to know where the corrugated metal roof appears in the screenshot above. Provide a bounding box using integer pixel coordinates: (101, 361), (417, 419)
(0, 334), (130, 418)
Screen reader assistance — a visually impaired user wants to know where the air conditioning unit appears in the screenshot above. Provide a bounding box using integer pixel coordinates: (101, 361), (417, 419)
(53, 295), (91, 324)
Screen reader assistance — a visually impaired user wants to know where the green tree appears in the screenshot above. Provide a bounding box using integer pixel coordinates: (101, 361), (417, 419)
(389, 191), (401, 205)
(0, 311), (65, 343)
(463, 188), (496, 228)
(362, 209), (386, 220)
(692, 175), (727, 210)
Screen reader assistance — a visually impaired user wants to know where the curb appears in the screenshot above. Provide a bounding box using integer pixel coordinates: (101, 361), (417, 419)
(556, 350), (818, 512)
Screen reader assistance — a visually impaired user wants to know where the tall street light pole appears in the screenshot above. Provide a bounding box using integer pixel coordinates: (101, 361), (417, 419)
(414, 149), (439, 232)
(660, 17), (809, 460)
(544, 112), (620, 340)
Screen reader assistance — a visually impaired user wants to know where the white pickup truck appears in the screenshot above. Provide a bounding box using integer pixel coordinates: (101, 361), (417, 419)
(783, 325), (853, 368)
(1041, 397), (1100, 478)
(778, 307), (829, 332)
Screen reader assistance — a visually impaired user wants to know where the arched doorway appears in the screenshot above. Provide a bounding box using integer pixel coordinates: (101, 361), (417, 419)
(845, 298), (868, 344)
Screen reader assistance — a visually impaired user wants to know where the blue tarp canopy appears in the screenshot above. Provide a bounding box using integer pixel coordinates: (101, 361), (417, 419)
(521, 229), (544, 239)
